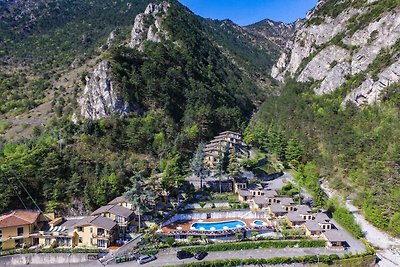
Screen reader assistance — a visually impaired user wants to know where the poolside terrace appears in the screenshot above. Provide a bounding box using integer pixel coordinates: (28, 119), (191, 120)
(162, 218), (272, 237)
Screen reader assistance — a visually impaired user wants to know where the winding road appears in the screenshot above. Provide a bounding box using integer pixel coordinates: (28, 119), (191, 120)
(320, 181), (400, 267)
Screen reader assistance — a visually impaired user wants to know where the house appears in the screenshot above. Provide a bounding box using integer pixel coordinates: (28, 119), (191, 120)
(38, 215), (118, 249)
(268, 204), (288, 218)
(0, 210), (40, 250)
(91, 204), (135, 229)
(248, 184), (264, 196)
(296, 205), (313, 220)
(322, 230), (347, 248)
(314, 213), (333, 230)
(74, 216), (118, 248)
(233, 177), (248, 193)
(251, 196), (268, 211)
(108, 196), (134, 210)
(203, 131), (243, 169)
(238, 189), (253, 202)
(276, 197), (295, 212)
(304, 221), (323, 236)
(263, 189), (278, 204)
(285, 212), (306, 227)
(38, 217), (81, 247)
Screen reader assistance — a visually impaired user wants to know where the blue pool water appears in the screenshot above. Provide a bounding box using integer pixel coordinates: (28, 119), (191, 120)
(192, 220), (246, 231)
(253, 220), (265, 226)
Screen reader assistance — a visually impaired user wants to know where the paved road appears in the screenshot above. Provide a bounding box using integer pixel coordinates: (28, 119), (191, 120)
(320, 180), (400, 267)
(110, 247), (348, 267)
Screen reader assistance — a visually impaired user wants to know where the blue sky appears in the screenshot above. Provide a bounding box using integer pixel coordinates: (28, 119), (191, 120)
(178, 0), (318, 26)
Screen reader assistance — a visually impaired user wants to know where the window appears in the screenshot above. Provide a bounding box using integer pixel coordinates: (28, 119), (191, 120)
(90, 227), (93, 233)
(97, 239), (106, 248)
(45, 238), (51, 246)
(0, 229), (2, 239)
(90, 238), (93, 244)
(79, 237), (83, 243)
(77, 227), (83, 232)
(17, 227), (24, 236)
(0, 241), (2, 251)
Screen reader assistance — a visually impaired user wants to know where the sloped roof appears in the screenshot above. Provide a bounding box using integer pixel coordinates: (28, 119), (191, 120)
(323, 230), (347, 242)
(234, 177), (248, 184)
(263, 189), (278, 198)
(253, 196), (268, 205)
(91, 204), (134, 218)
(276, 197), (295, 206)
(75, 216), (117, 230)
(0, 210), (40, 228)
(108, 196), (131, 205)
(304, 220), (322, 232)
(268, 204), (287, 213)
(286, 212), (305, 222)
(314, 213), (331, 223)
(238, 189), (252, 197)
(296, 205), (312, 214)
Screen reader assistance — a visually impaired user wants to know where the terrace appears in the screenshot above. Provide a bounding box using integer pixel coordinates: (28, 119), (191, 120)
(162, 217), (272, 238)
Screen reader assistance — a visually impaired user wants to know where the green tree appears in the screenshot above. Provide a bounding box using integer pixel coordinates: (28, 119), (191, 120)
(124, 172), (157, 232)
(285, 138), (304, 167)
(190, 142), (207, 189)
(228, 150), (240, 178)
(161, 154), (185, 196)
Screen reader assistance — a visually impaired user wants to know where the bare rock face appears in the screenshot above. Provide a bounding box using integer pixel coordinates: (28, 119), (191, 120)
(272, 0), (400, 106)
(343, 61), (400, 106)
(78, 61), (129, 120)
(128, 1), (170, 51)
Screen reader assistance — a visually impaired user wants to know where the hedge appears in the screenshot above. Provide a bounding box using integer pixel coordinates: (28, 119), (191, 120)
(0, 248), (104, 257)
(165, 254), (340, 267)
(181, 239), (326, 253)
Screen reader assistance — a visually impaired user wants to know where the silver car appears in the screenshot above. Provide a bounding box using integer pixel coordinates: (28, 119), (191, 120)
(137, 254), (157, 264)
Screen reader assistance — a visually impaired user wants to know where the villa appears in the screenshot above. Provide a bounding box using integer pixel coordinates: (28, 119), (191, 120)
(91, 204), (135, 229)
(204, 131), (244, 169)
(108, 196), (134, 210)
(322, 230), (347, 248)
(37, 215), (118, 248)
(0, 210), (42, 250)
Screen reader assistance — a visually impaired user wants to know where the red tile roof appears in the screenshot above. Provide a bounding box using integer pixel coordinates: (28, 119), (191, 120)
(0, 210), (40, 228)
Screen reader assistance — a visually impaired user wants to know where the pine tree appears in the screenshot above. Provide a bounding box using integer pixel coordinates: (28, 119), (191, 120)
(190, 142), (206, 189)
(124, 172), (156, 232)
(228, 150), (240, 178)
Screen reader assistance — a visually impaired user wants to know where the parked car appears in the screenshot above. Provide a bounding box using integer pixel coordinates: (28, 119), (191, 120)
(194, 251), (208, 260)
(137, 254), (157, 264)
(176, 250), (194, 260)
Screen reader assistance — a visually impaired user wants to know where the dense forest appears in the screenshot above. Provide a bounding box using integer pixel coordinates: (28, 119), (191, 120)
(0, 0), (271, 215)
(249, 79), (400, 236)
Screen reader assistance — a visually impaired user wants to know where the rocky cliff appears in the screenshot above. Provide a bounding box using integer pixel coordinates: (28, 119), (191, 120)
(78, 61), (129, 119)
(272, 0), (400, 106)
(245, 19), (302, 48)
(128, 1), (170, 51)
(79, 1), (171, 119)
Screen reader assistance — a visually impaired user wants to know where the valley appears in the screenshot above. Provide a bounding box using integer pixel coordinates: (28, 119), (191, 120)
(0, 0), (399, 266)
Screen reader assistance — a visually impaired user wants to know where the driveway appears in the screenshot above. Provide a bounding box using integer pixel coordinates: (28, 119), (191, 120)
(111, 247), (349, 267)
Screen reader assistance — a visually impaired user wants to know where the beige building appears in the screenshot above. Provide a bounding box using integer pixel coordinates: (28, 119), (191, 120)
(92, 204), (135, 229)
(203, 131), (242, 169)
(0, 210), (41, 251)
(108, 196), (134, 210)
(38, 215), (117, 249)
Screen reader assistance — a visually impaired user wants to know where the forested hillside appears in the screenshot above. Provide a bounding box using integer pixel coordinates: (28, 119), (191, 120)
(0, 0), (281, 215)
(250, 0), (400, 236)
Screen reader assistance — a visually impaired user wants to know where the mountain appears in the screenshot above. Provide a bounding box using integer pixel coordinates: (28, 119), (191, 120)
(251, 0), (400, 236)
(0, 0), (287, 214)
(245, 19), (302, 48)
(272, 0), (400, 106)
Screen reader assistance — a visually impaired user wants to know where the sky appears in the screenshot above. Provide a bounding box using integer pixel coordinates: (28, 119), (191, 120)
(178, 0), (318, 26)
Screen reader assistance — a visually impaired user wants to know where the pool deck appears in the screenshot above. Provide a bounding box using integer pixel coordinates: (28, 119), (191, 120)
(162, 218), (271, 234)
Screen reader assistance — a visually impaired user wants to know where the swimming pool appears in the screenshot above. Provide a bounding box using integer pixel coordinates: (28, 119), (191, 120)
(191, 220), (246, 231)
(253, 220), (266, 226)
